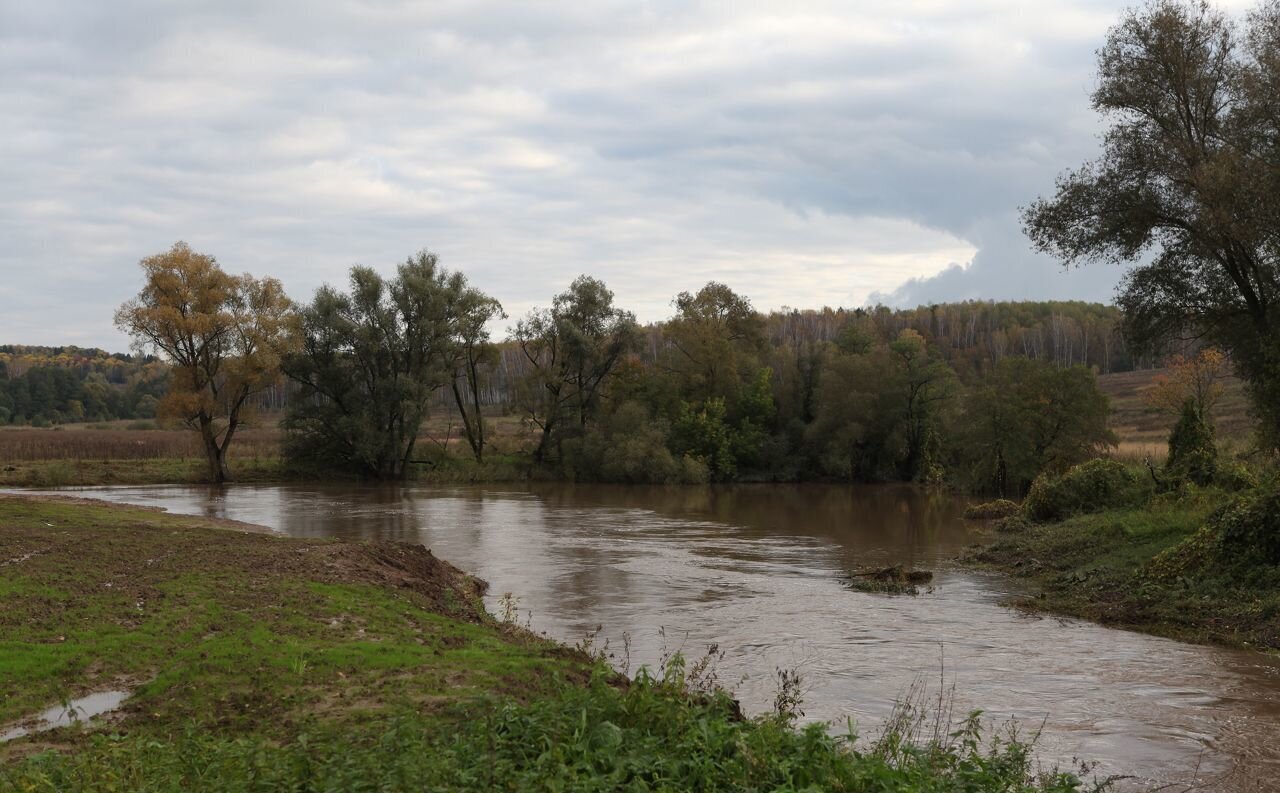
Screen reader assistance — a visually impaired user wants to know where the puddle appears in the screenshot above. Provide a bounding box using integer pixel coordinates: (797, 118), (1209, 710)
(0, 690), (131, 742)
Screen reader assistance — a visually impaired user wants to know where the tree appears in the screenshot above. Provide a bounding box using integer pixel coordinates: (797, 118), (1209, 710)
(661, 282), (766, 405)
(512, 276), (639, 463)
(1168, 397), (1218, 484)
(448, 290), (505, 462)
(115, 242), (294, 483)
(1144, 347), (1229, 421)
(960, 358), (1117, 496)
(284, 251), (490, 479)
(1023, 0), (1280, 450)
(806, 331), (956, 482)
(889, 329), (957, 482)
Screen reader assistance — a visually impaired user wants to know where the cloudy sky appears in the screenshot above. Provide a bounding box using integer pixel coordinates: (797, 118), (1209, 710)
(0, 1), (1253, 348)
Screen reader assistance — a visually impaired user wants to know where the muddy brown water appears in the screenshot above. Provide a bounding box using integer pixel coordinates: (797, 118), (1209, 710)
(34, 483), (1280, 790)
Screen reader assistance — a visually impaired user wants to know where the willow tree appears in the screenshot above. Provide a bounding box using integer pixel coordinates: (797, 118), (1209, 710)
(512, 276), (639, 463)
(115, 242), (295, 483)
(1024, 0), (1280, 449)
(448, 289), (504, 462)
(283, 251), (495, 479)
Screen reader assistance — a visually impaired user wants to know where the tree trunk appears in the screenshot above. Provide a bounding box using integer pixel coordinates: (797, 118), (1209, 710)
(198, 415), (230, 484)
(452, 380), (483, 462)
(534, 421), (554, 463)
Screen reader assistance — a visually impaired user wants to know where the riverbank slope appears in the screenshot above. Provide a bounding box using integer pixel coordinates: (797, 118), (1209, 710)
(968, 485), (1280, 651)
(0, 494), (1091, 791)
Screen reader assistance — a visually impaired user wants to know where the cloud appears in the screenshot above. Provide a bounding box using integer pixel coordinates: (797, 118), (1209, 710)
(0, 0), (1171, 347)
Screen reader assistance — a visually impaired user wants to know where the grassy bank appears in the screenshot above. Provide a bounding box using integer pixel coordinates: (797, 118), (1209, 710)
(968, 486), (1280, 650)
(0, 495), (1097, 791)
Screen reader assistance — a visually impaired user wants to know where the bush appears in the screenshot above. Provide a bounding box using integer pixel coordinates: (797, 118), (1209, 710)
(1146, 524), (1219, 583)
(1022, 459), (1148, 522)
(963, 499), (1020, 520)
(565, 402), (707, 484)
(1213, 483), (1280, 567)
(995, 514), (1032, 534)
(1215, 460), (1259, 492)
(1167, 398), (1217, 486)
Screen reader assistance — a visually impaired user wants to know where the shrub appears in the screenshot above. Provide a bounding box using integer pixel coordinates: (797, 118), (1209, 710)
(1146, 524), (1219, 583)
(566, 402), (706, 484)
(1213, 483), (1280, 567)
(995, 514), (1032, 534)
(963, 499), (1020, 520)
(1167, 398), (1217, 486)
(1215, 460), (1259, 492)
(1022, 459), (1147, 522)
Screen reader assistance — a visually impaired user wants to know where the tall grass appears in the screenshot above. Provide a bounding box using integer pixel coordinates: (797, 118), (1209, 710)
(1, 668), (1107, 793)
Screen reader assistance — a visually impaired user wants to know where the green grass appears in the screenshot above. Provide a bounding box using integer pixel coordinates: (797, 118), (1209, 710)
(0, 495), (1101, 791)
(968, 487), (1280, 649)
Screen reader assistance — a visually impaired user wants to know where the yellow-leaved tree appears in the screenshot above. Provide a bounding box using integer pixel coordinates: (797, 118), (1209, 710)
(1144, 348), (1229, 423)
(115, 242), (296, 483)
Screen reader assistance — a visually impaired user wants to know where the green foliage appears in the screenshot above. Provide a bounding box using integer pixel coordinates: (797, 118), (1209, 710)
(1146, 525), (1219, 584)
(661, 281), (766, 406)
(565, 401), (708, 484)
(672, 398), (737, 480)
(1214, 460), (1258, 492)
(1023, 459), (1148, 522)
(0, 363), (166, 427)
(1167, 398), (1217, 486)
(959, 358), (1116, 496)
(1022, 0), (1280, 449)
(1212, 482), (1280, 568)
(995, 514), (1032, 534)
(806, 329), (955, 482)
(284, 251), (497, 479)
(972, 487), (1280, 648)
(512, 276), (640, 463)
(0, 673), (1097, 793)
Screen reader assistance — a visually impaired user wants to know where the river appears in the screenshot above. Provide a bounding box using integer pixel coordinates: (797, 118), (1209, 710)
(40, 482), (1280, 790)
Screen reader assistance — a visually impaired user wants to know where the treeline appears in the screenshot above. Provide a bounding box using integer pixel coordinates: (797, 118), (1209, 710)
(107, 242), (1127, 492)
(0, 347), (169, 426)
(456, 300), (1167, 413)
(489, 281), (1117, 495)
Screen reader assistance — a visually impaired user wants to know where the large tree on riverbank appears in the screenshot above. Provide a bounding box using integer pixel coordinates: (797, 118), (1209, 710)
(115, 242), (295, 483)
(512, 276), (640, 463)
(1024, 0), (1280, 450)
(283, 251), (494, 479)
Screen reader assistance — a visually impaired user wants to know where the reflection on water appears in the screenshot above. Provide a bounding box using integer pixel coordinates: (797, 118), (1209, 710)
(44, 482), (1280, 791)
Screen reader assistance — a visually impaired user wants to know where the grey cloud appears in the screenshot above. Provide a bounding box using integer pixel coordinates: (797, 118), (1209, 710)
(1, 0), (1157, 347)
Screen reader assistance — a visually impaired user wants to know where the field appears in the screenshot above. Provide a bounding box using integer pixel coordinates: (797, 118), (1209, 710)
(1096, 367), (1255, 463)
(0, 424), (281, 462)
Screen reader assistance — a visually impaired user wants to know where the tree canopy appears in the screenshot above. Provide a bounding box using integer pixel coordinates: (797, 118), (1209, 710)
(1024, 0), (1280, 449)
(283, 252), (492, 479)
(114, 242), (294, 482)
